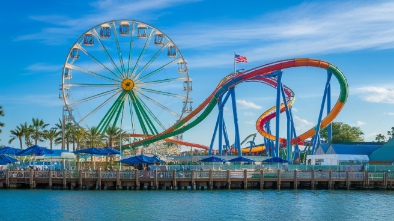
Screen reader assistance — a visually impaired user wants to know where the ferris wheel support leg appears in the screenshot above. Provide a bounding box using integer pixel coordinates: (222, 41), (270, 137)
(311, 71), (333, 154)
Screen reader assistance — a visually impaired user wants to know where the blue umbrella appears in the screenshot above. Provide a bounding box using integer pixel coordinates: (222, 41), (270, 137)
(262, 157), (289, 163)
(74, 147), (109, 155)
(0, 146), (19, 155)
(16, 145), (53, 156)
(104, 147), (120, 155)
(199, 156), (227, 163)
(0, 155), (18, 165)
(120, 154), (161, 165)
(228, 156), (255, 163)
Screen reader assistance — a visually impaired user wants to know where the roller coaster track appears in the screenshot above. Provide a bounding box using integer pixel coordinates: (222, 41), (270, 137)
(129, 58), (348, 149)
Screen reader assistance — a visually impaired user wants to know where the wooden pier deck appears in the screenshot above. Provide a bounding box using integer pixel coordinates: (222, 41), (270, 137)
(1, 169), (393, 190)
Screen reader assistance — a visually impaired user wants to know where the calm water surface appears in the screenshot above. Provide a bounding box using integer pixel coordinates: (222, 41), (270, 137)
(0, 189), (393, 221)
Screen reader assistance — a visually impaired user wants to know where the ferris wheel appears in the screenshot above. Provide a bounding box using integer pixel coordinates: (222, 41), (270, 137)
(60, 20), (192, 138)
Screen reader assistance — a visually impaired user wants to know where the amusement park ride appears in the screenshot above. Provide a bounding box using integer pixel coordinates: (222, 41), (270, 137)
(60, 20), (348, 163)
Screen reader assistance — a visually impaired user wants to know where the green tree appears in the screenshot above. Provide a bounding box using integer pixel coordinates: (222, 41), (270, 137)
(9, 126), (24, 149)
(31, 118), (49, 145)
(73, 127), (86, 151)
(320, 122), (364, 143)
(86, 126), (104, 147)
(375, 133), (386, 142)
(105, 125), (120, 147)
(43, 128), (61, 150)
(0, 106), (4, 136)
(387, 127), (394, 140)
(21, 122), (34, 147)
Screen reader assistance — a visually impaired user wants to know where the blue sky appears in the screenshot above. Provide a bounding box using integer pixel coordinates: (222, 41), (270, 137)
(1, 0), (394, 150)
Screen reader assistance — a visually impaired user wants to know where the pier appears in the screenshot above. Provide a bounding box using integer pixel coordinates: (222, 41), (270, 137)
(1, 169), (394, 190)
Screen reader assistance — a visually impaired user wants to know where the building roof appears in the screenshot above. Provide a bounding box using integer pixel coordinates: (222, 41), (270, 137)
(369, 139), (394, 162)
(331, 143), (381, 155)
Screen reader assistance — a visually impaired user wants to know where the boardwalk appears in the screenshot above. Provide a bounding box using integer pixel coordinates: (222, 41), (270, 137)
(1, 169), (393, 190)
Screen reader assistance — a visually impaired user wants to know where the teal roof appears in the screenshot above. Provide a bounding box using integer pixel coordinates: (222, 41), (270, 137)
(369, 139), (394, 162)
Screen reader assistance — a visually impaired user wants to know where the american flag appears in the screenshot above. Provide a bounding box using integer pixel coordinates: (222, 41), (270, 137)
(235, 54), (247, 63)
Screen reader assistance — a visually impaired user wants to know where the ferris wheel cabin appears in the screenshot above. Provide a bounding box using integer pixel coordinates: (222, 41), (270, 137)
(178, 60), (188, 73)
(83, 31), (94, 46)
(167, 44), (177, 57)
(100, 23), (111, 38)
(183, 78), (192, 92)
(70, 46), (80, 59)
(119, 21), (130, 36)
(183, 98), (193, 113)
(154, 31), (164, 46)
(137, 23), (147, 38)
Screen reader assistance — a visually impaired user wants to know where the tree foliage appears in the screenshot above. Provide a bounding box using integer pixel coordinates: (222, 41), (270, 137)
(375, 133), (386, 142)
(320, 122), (364, 143)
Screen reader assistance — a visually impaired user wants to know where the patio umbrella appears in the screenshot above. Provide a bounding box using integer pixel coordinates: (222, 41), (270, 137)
(199, 156), (227, 163)
(74, 147), (110, 170)
(15, 145), (53, 169)
(15, 145), (53, 156)
(0, 146), (19, 155)
(74, 147), (109, 155)
(120, 154), (158, 165)
(104, 147), (120, 155)
(228, 156), (255, 163)
(262, 157), (289, 163)
(0, 155), (18, 165)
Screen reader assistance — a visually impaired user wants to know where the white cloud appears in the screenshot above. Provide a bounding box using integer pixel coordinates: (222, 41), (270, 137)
(354, 121), (367, 127)
(178, 1), (394, 68)
(385, 112), (394, 116)
(236, 100), (262, 110)
(293, 115), (314, 131)
(25, 63), (61, 73)
(356, 86), (394, 104)
(0, 94), (63, 107)
(243, 112), (255, 117)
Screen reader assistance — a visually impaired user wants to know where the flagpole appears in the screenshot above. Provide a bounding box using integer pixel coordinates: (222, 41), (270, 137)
(234, 51), (236, 75)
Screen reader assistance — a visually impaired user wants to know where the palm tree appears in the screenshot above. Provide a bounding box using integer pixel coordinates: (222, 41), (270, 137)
(105, 125), (120, 147)
(375, 134), (386, 142)
(86, 126), (104, 147)
(21, 122), (34, 147)
(9, 126), (24, 149)
(0, 105), (4, 135)
(31, 118), (49, 145)
(43, 128), (62, 150)
(73, 127), (86, 151)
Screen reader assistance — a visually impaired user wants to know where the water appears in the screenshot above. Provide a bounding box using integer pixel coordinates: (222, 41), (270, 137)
(0, 189), (393, 221)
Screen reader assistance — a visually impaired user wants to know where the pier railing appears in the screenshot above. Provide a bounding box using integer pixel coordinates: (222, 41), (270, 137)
(3, 169), (394, 181)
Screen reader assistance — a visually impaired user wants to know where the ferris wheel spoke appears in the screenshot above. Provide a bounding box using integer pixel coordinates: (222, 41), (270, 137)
(68, 88), (121, 107)
(137, 77), (186, 86)
(128, 91), (150, 135)
(130, 29), (154, 78)
(136, 91), (180, 118)
(78, 90), (122, 125)
(91, 29), (123, 76)
(127, 22), (135, 77)
(132, 91), (164, 133)
(67, 63), (120, 83)
(127, 95), (137, 135)
(136, 58), (179, 82)
(111, 21), (126, 77)
(134, 42), (170, 80)
(64, 83), (119, 88)
(78, 47), (122, 80)
(139, 87), (185, 98)
(97, 91), (127, 131)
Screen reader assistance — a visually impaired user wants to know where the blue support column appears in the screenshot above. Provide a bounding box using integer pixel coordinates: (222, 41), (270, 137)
(311, 71), (332, 154)
(280, 83), (292, 162)
(275, 72), (283, 158)
(327, 72), (332, 143)
(230, 87), (242, 156)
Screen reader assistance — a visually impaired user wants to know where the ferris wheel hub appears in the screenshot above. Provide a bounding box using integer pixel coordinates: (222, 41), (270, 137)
(121, 78), (134, 91)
